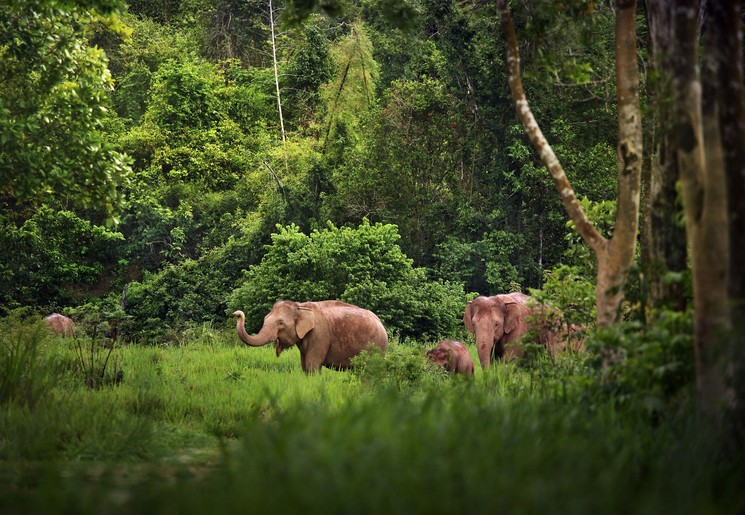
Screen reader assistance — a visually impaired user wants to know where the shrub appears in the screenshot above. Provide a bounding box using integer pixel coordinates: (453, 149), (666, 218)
(227, 220), (468, 340)
(144, 59), (222, 133)
(351, 342), (449, 392)
(585, 309), (696, 416)
(66, 299), (125, 388)
(123, 258), (231, 343)
(530, 264), (596, 329)
(0, 207), (124, 313)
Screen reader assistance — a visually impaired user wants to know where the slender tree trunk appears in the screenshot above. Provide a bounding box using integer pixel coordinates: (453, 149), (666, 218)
(706, 0), (745, 434)
(497, 0), (642, 326)
(664, 0), (731, 419)
(604, 0), (643, 326)
(643, 3), (689, 313)
(269, 0), (286, 145)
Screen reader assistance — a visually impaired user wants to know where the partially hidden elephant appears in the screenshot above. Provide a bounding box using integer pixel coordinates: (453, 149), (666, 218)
(426, 340), (474, 375)
(233, 300), (388, 373)
(463, 293), (533, 368)
(44, 313), (75, 337)
(464, 293), (584, 369)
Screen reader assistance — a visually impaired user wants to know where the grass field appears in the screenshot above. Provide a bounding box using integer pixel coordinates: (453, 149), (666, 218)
(1, 320), (743, 514)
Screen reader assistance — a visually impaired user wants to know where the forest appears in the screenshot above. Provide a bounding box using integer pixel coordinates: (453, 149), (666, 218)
(1, 0), (744, 513)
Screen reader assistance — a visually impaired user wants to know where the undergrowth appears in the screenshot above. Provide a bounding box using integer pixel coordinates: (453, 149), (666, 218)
(0, 313), (742, 515)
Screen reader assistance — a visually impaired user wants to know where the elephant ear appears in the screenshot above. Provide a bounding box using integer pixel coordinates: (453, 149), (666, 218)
(504, 302), (523, 334)
(463, 301), (475, 334)
(296, 306), (316, 339)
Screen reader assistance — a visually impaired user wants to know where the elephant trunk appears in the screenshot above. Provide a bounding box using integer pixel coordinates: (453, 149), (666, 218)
(475, 328), (498, 369)
(233, 310), (276, 347)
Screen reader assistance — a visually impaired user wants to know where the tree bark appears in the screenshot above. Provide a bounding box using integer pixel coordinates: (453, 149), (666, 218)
(497, 0), (642, 326)
(705, 0), (745, 435)
(665, 0), (731, 419)
(642, 3), (689, 313)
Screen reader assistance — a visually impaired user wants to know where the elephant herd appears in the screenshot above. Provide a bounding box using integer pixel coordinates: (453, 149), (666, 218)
(43, 294), (582, 376)
(233, 294), (584, 375)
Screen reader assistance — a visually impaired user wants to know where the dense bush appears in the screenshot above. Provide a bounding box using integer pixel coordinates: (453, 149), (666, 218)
(435, 229), (524, 295)
(586, 309), (696, 416)
(351, 342), (449, 391)
(530, 263), (596, 328)
(123, 258), (231, 343)
(0, 207), (125, 313)
(227, 220), (468, 340)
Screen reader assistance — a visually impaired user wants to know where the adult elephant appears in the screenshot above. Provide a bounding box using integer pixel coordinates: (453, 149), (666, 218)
(463, 292), (531, 369)
(233, 300), (388, 374)
(44, 313), (75, 337)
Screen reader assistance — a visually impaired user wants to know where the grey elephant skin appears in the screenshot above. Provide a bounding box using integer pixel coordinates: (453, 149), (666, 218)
(233, 300), (388, 373)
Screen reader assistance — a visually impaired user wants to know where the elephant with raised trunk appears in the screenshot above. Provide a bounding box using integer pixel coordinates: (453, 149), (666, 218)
(233, 300), (388, 374)
(463, 292), (532, 368)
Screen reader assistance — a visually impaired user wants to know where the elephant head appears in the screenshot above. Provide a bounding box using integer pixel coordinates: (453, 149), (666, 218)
(463, 293), (531, 369)
(233, 301), (314, 357)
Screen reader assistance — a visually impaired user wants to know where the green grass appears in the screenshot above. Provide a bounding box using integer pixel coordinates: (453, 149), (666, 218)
(0, 322), (742, 514)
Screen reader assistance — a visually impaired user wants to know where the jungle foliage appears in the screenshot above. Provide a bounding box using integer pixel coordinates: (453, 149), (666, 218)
(2, 2), (743, 511)
(0, 0), (620, 343)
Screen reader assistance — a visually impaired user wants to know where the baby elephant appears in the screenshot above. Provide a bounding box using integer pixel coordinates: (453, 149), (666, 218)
(426, 340), (474, 375)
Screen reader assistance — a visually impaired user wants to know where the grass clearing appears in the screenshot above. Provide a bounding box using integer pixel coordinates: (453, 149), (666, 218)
(0, 323), (742, 514)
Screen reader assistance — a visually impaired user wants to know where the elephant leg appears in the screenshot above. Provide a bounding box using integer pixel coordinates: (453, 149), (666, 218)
(299, 343), (327, 374)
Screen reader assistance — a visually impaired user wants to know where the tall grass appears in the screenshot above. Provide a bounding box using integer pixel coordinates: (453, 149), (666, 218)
(0, 319), (742, 514)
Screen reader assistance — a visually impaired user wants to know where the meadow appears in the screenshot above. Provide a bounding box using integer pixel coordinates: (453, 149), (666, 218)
(1, 318), (743, 515)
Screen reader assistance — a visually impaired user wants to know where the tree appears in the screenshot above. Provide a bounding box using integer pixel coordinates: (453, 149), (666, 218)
(0, 1), (131, 217)
(321, 19), (380, 150)
(657, 0), (729, 419)
(667, 0), (745, 425)
(269, 0), (287, 145)
(640, 0), (745, 422)
(641, 2), (689, 313)
(497, 0), (642, 327)
(708, 0), (745, 437)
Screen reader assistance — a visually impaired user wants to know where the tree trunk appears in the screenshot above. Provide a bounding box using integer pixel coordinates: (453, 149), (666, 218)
(496, 0), (642, 326)
(604, 0), (643, 326)
(705, 0), (745, 434)
(269, 0), (287, 146)
(642, 3), (689, 313)
(664, 0), (731, 419)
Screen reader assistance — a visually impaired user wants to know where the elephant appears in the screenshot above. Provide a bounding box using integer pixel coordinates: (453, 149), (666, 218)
(464, 293), (586, 368)
(463, 293), (533, 368)
(426, 340), (474, 375)
(233, 300), (388, 374)
(44, 313), (75, 337)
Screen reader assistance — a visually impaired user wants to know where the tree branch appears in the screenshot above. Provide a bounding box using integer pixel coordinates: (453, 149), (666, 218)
(497, 0), (606, 254)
